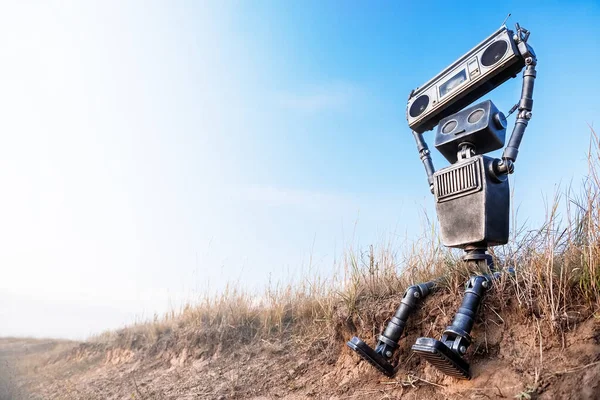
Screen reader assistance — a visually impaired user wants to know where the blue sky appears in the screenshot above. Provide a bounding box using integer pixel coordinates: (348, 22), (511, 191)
(0, 1), (598, 339)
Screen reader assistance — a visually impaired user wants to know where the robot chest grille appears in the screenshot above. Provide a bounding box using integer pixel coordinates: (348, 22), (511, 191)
(435, 159), (482, 202)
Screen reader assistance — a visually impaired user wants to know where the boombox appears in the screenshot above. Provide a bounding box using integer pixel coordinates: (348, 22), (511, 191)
(407, 26), (527, 134)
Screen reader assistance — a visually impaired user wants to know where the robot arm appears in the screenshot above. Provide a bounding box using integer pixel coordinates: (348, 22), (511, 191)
(413, 130), (436, 193)
(497, 24), (537, 174)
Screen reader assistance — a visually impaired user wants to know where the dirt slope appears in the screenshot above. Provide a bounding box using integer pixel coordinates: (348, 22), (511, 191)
(5, 291), (600, 400)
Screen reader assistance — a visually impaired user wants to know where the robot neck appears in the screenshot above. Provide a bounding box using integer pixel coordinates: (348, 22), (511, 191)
(457, 142), (476, 161)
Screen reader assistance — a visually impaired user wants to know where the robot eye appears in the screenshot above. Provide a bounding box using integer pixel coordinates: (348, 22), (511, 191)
(467, 109), (485, 124)
(441, 120), (458, 134)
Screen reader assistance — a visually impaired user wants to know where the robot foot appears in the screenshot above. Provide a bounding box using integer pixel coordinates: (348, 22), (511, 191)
(346, 336), (395, 377)
(411, 337), (471, 380)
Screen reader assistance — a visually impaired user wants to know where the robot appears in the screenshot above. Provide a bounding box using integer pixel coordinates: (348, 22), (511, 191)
(347, 23), (537, 380)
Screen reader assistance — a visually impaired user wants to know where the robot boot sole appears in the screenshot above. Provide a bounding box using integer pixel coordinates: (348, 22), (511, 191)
(347, 337), (395, 377)
(412, 337), (471, 380)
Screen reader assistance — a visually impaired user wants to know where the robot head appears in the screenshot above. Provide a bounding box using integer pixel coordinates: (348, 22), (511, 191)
(434, 100), (507, 163)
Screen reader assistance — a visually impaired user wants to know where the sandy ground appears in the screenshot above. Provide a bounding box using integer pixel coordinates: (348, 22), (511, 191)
(3, 300), (600, 399)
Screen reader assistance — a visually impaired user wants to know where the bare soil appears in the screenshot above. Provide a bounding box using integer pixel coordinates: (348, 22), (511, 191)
(3, 292), (600, 400)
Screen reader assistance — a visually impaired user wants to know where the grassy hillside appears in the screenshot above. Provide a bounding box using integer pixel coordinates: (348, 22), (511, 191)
(5, 129), (600, 399)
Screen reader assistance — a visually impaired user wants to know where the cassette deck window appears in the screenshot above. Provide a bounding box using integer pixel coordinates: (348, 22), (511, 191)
(439, 69), (468, 98)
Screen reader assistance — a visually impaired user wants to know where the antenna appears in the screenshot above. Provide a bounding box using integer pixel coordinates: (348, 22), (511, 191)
(501, 13), (511, 27)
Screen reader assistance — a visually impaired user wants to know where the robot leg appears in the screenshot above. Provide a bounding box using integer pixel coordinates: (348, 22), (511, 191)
(347, 280), (438, 376)
(411, 272), (502, 379)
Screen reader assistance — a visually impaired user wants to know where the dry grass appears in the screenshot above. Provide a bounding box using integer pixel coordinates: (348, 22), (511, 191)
(91, 127), (600, 365)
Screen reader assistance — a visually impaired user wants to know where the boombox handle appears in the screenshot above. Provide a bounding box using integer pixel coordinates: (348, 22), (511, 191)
(412, 24), (537, 191)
